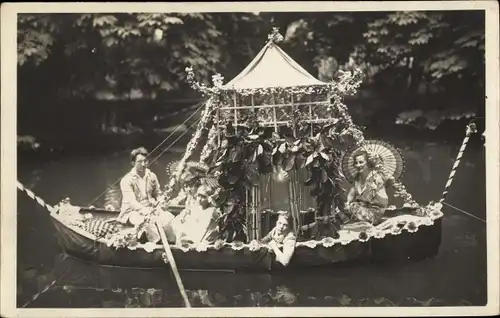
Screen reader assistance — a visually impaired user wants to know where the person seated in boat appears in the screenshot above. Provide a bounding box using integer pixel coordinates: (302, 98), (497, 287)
(259, 213), (297, 267)
(172, 185), (221, 245)
(345, 149), (389, 225)
(117, 147), (172, 242)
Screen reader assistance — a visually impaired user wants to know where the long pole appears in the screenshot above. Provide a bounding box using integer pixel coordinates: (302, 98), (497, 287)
(155, 221), (191, 308)
(439, 122), (477, 203)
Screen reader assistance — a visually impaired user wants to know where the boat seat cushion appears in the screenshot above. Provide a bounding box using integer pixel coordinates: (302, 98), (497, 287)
(79, 219), (121, 238)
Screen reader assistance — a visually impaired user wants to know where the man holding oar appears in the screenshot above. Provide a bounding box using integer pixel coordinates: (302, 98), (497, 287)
(117, 147), (175, 243)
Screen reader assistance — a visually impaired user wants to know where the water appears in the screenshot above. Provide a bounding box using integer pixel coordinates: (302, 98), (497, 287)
(16, 139), (487, 308)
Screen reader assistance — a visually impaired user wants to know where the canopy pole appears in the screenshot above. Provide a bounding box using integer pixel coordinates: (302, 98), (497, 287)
(272, 93), (278, 133)
(155, 221), (191, 308)
(308, 94), (314, 137)
(291, 94), (297, 138)
(233, 92), (238, 133)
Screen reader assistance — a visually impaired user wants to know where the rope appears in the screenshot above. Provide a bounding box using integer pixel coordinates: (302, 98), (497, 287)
(17, 181), (57, 214)
(147, 101), (205, 160)
(86, 103), (205, 207)
(442, 202), (486, 223)
(439, 122), (477, 203)
(21, 278), (58, 308)
(147, 115), (202, 167)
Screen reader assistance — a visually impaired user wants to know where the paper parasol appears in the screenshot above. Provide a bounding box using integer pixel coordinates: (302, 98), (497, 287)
(341, 140), (405, 184)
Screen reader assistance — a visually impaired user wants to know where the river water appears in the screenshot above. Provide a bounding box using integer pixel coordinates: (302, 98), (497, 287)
(16, 137), (487, 308)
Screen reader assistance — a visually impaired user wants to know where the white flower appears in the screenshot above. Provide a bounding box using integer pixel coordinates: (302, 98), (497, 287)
(231, 241), (245, 251)
(127, 244), (137, 251)
(392, 227), (402, 235)
(405, 222), (419, 233)
(179, 242), (192, 253)
(422, 218), (433, 226)
(321, 237), (336, 247)
(195, 242), (209, 252)
(106, 238), (114, 247)
(142, 242), (156, 253)
(298, 240), (319, 248)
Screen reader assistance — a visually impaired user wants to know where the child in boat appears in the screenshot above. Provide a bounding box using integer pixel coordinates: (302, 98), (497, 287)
(172, 185), (221, 245)
(259, 213), (296, 267)
(345, 149), (389, 224)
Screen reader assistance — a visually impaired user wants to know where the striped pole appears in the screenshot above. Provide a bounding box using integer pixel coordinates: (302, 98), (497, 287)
(16, 180), (57, 214)
(439, 122), (477, 203)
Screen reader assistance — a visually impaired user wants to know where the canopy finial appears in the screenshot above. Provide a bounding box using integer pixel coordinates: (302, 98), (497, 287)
(267, 27), (284, 44)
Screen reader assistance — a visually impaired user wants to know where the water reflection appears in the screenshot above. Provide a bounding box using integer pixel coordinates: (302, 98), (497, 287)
(17, 141), (487, 307)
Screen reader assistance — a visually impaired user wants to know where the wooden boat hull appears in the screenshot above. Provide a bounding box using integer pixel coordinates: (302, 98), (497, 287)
(50, 211), (442, 272)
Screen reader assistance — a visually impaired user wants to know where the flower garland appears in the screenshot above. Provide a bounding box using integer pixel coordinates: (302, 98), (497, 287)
(392, 180), (419, 207)
(163, 96), (216, 202)
(199, 124), (218, 165)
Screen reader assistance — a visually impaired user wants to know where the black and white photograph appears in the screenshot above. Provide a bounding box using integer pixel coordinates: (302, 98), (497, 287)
(1, 1), (499, 317)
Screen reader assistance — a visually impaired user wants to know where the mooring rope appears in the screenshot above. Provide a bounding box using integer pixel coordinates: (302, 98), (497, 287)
(16, 181), (57, 214)
(439, 122), (477, 203)
(21, 278), (58, 308)
(442, 201), (486, 223)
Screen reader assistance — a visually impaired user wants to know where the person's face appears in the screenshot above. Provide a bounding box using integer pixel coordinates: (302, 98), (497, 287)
(276, 216), (289, 234)
(133, 154), (148, 174)
(354, 154), (368, 173)
(196, 192), (210, 207)
(186, 184), (198, 196)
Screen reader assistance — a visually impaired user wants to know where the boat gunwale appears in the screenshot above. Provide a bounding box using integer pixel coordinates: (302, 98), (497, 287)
(49, 203), (444, 254)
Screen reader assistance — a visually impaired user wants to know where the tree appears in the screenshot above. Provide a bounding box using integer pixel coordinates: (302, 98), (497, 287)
(18, 13), (227, 100)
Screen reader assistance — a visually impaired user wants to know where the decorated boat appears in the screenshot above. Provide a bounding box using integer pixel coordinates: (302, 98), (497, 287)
(18, 29), (477, 273)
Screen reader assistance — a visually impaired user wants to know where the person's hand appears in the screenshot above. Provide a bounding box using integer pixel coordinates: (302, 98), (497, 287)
(267, 240), (278, 251)
(139, 206), (153, 216)
(248, 239), (262, 251)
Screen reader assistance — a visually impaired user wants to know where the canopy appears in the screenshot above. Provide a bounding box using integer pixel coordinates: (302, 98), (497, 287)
(221, 41), (329, 91)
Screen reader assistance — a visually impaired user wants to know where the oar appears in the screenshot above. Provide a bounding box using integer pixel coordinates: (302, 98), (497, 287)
(154, 220), (191, 308)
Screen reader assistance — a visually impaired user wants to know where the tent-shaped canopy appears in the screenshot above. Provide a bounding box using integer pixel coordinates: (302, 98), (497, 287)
(221, 41), (329, 91)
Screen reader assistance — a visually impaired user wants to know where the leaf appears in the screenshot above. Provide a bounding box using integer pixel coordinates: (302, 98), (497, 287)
(305, 154), (315, 167)
(163, 16), (184, 25)
(283, 155), (296, 171)
(319, 152), (330, 161)
(230, 148), (241, 163)
(304, 176), (315, 186)
(278, 142), (287, 153)
(295, 154), (305, 168)
(321, 169), (329, 183)
(257, 144), (264, 155)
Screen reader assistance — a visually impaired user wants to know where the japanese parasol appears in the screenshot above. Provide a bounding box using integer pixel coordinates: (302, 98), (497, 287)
(341, 140), (405, 184)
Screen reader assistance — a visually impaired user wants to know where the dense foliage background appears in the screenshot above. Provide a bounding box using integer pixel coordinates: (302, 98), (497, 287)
(17, 11), (485, 155)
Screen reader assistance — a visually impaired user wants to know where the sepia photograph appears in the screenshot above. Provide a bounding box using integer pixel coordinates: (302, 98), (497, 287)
(1, 1), (499, 317)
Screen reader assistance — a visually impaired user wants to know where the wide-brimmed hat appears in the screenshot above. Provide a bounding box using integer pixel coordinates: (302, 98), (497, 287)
(168, 161), (220, 189)
(341, 139), (405, 183)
